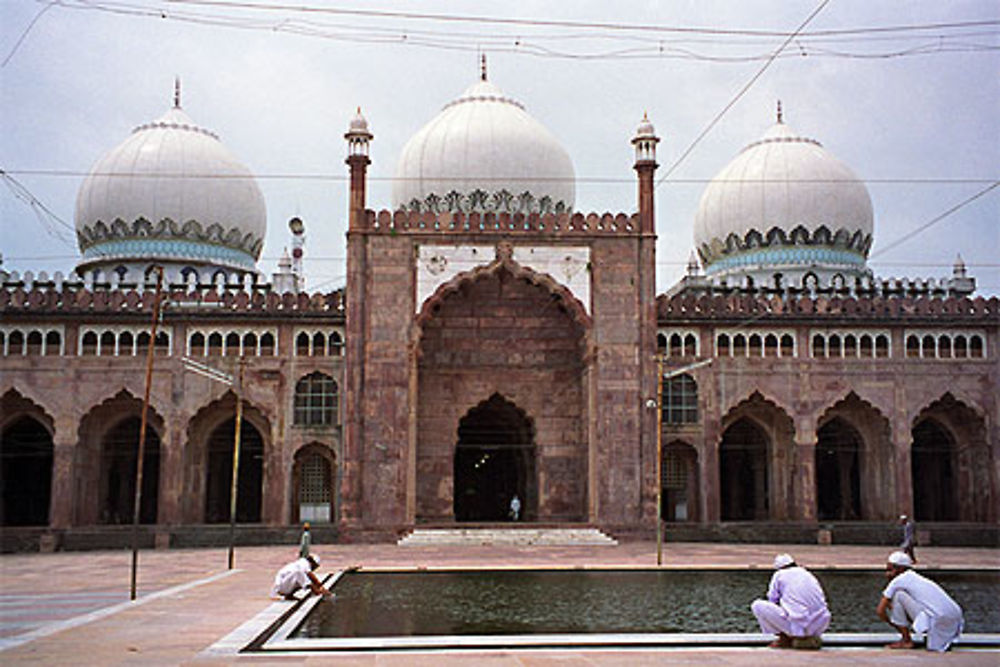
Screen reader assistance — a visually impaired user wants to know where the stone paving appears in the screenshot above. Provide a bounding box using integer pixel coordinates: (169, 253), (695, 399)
(0, 542), (997, 665)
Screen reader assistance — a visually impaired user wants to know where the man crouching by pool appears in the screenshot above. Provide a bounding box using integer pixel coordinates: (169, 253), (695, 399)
(751, 553), (831, 649)
(877, 551), (963, 652)
(271, 554), (331, 600)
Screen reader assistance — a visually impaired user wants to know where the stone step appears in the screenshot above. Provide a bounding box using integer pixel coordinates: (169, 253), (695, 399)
(398, 527), (618, 547)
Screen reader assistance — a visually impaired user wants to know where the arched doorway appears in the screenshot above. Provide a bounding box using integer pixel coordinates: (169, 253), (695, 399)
(1, 416), (53, 526)
(454, 394), (535, 522)
(662, 441), (699, 522)
(292, 444), (335, 524)
(205, 418), (264, 523)
(99, 417), (160, 524)
(816, 418), (862, 521)
(720, 418), (769, 520)
(912, 419), (958, 521)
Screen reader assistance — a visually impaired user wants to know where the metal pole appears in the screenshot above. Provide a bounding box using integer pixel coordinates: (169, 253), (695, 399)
(228, 356), (245, 570)
(130, 266), (163, 601)
(655, 354), (664, 566)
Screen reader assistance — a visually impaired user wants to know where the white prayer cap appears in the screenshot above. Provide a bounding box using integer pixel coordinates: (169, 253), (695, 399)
(773, 553), (795, 569)
(887, 551), (912, 567)
(899, 514), (908, 520)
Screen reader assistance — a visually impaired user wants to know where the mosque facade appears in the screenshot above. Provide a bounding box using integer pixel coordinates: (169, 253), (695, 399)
(1, 74), (997, 549)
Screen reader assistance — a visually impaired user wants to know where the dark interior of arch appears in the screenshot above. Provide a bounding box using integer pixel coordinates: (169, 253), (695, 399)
(206, 418), (264, 523)
(720, 418), (769, 521)
(1, 417), (53, 526)
(912, 419), (958, 521)
(100, 417), (160, 524)
(454, 393), (535, 522)
(816, 417), (862, 521)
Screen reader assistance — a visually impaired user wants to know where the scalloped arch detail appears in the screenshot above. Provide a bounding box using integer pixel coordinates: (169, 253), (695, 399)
(720, 390), (793, 425)
(413, 252), (592, 333)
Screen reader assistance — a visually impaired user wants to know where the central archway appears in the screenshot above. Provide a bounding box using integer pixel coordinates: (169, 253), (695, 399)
(205, 418), (264, 523)
(720, 418), (769, 521)
(454, 394), (535, 522)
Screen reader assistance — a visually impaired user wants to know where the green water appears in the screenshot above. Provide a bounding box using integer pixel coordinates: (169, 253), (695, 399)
(295, 569), (1000, 638)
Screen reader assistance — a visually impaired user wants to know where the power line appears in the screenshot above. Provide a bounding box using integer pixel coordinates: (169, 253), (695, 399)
(52, 1), (1000, 62)
(1, 1), (58, 67)
(656, 0), (831, 187)
(167, 1), (1000, 39)
(869, 181), (1000, 260)
(4, 169), (997, 185)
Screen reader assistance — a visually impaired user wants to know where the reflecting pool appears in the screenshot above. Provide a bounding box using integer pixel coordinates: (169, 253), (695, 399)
(294, 569), (1000, 638)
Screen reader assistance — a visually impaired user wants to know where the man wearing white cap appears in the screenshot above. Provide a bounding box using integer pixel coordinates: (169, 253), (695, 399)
(751, 554), (831, 649)
(878, 551), (963, 651)
(271, 554), (330, 600)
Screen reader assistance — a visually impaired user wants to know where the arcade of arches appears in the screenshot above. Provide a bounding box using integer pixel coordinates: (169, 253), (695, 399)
(0, 387), (338, 528)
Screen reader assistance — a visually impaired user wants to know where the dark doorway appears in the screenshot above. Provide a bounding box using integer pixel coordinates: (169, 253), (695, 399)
(100, 417), (160, 524)
(1, 417), (53, 526)
(719, 418), (769, 520)
(912, 419), (958, 521)
(816, 418), (862, 520)
(454, 394), (535, 522)
(205, 418), (264, 523)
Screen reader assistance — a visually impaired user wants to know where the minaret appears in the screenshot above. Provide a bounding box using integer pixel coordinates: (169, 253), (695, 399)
(632, 113), (660, 234)
(345, 107), (372, 230)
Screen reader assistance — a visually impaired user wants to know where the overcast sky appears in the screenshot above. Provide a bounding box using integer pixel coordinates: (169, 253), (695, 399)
(2, 0), (998, 294)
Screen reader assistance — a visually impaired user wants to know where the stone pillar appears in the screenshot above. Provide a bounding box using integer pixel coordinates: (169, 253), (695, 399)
(893, 426), (913, 517)
(794, 439), (818, 521)
(702, 417), (721, 522)
(49, 425), (76, 528)
(156, 416), (184, 525)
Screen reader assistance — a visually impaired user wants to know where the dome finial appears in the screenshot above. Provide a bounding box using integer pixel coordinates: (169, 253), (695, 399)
(174, 77), (181, 109)
(481, 52), (487, 81)
(776, 99), (783, 124)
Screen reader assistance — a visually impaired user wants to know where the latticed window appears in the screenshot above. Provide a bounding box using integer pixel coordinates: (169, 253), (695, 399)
(300, 454), (330, 504)
(662, 374), (698, 425)
(663, 450), (688, 490)
(294, 373), (338, 426)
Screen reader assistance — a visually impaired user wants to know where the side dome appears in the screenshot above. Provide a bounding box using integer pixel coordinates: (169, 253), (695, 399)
(75, 104), (266, 276)
(693, 115), (873, 286)
(392, 78), (575, 215)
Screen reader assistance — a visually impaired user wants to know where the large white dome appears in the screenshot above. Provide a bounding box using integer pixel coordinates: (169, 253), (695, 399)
(392, 78), (575, 215)
(75, 104), (266, 274)
(693, 118), (873, 283)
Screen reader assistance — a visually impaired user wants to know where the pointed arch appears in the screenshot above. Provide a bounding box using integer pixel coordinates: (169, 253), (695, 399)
(291, 442), (336, 524)
(911, 394), (992, 522)
(662, 440), (699, 522)
(816, 392), (894, 521)
(76, 390), (164, 526)
(185, 392), (270, 524)
(1, 389), (55, 526)
(719, 392), (795, 521)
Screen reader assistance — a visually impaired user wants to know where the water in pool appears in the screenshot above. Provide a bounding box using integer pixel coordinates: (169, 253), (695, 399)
(294, 569), (1000, 638)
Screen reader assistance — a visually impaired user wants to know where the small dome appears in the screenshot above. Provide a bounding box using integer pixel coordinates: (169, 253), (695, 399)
(348, 107), (370, 135)
(694, 117), (873, 282)
(75, 104), (266, 274)
(635, 113), (656, 139)
(392, 79), (575, 215)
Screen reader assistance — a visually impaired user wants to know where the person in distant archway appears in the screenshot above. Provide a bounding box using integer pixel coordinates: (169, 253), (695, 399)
(877, 551), (963, 652)
(271, 554), (330, 600)
(509, 494), (521, 521)
(751, 553), (831, 649)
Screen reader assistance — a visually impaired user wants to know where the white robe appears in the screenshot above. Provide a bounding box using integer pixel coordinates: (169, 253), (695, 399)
(884, 569), (963, 652)
(751, 566), (831, 637)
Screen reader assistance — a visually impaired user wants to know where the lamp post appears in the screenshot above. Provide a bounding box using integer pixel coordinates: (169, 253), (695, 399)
(130, 266), (163, 601)
(181, 354), (246, 569)
(649, 356), (713, 566)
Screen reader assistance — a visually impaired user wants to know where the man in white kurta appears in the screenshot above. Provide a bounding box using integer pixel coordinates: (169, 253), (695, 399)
(751, 553), (831, 648)
(271, 554), (328, 600)
(877, 551), (963, 652)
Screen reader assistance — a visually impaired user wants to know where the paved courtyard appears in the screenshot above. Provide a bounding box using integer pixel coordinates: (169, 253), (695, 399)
(0, 541), (997, 665)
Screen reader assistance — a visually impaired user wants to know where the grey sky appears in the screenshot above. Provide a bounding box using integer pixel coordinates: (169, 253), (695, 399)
(2, 0), (998, 294)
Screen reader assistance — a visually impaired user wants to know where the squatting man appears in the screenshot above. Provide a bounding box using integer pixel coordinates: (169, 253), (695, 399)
(271, 554), (332, 600)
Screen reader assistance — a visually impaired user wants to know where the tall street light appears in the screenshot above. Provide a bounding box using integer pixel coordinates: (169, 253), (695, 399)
(649, 356), (713, 566)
